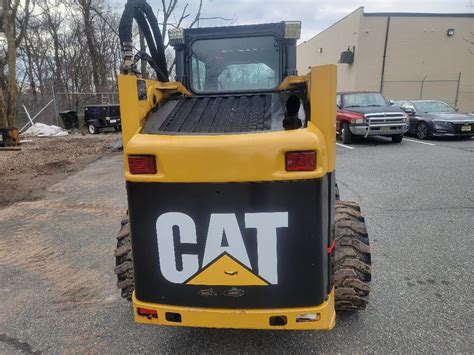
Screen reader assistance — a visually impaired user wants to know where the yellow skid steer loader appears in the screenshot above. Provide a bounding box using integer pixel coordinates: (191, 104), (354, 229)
(115, 0), (371, 330)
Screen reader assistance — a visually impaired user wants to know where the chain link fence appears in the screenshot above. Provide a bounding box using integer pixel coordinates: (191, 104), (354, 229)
(17, 90), (119, 130)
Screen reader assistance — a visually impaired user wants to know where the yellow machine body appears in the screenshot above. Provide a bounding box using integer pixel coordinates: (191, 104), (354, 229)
(118, 65), (337, 330)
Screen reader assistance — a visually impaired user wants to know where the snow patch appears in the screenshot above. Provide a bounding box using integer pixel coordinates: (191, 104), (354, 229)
(21, 123), (69, 137)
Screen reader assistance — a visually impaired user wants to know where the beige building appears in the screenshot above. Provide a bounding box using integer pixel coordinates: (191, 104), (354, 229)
(297, 7), (474, 112)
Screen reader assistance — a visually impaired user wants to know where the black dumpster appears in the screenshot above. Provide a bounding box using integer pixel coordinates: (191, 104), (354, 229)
(59, 110), (79, 130)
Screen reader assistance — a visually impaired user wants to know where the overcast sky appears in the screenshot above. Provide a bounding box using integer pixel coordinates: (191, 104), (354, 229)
(149, 0), (473, 41)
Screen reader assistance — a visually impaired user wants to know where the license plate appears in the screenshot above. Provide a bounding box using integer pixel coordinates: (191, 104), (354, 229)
(380, 126), (391, 133)
(110, 119), (117, 123)
(461, 125), (471, 132)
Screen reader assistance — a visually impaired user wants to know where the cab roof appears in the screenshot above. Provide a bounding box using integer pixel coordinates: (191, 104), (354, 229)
(183, 22), (286, 42)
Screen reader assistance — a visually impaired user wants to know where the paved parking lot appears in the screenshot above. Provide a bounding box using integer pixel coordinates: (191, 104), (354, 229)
(0, 136), (472, 353)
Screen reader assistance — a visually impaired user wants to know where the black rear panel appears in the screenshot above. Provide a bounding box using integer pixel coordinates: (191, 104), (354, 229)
(127, 178), (330, 309)
(142, 93), (305, 134)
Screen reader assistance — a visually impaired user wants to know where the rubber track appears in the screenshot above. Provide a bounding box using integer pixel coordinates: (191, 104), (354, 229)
(115, 213), (134, 301)
(334, 201), (371, 311)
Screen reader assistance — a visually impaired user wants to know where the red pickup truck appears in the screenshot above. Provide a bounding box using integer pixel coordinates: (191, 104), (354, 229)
(337, 91), (409, 144)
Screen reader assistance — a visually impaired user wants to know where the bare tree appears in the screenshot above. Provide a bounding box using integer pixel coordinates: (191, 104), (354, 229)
(156, 0), (203, 77)
(38, 0), (64, 93)
(0, 3), (5, 126)
(74, 0), (104, 92)
(155, 0), (233, 77)
(0, 0), (32, 128)
(9, 0), (230, 127)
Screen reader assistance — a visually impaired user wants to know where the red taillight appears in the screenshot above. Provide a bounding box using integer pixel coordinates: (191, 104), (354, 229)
(137, 307), (158, 318)
(128, 155), (157, 174)
(285, 151), (316, 171)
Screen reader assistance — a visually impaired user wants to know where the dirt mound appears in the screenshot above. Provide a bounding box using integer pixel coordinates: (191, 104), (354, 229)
(0, 133), (121, 208)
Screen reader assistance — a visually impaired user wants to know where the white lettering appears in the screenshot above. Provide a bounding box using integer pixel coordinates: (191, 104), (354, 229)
(156, 212), (199, 284)
(203, 214), (251, 268)
(245, 212), (288, 284)
(156, 211), (289, 285)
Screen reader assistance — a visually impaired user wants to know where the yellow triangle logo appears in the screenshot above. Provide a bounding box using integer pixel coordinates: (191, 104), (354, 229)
(186, 253), (269, 286)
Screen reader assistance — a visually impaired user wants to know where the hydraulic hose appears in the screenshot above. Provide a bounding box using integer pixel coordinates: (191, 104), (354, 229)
(118, 1), (134, 45)
(133, 9), (168, 82)
(136, 52), (161, 74)
(119, 0), (169, 81)
(136, 2), (169, 80)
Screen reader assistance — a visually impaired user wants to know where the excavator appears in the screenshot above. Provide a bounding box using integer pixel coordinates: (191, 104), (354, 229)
(114, 0), (371, 330)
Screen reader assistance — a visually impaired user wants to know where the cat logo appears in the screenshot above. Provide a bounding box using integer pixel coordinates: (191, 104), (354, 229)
(156, 212), (289, 286)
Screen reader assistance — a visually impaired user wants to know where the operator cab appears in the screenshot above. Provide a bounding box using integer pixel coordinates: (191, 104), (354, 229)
(142, 22), (306, 135)
(169, 22), (300, 94)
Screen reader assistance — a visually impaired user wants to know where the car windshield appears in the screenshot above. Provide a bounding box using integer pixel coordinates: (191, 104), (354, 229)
(413, 101), (456, 113)
(343, 93), (387, 108)
(190, 36), (280, 93)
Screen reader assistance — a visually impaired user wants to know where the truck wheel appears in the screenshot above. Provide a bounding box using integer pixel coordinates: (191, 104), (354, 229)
(391, 134), (403, 143)
(88, 124), (100, 135)
(334, 201), (371, 311)
(115, 213), (134, 301)
(416, 122), (429, 140)
(340, 122), (353, 144)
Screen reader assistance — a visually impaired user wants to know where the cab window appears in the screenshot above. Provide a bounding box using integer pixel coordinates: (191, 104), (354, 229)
(190, 36), (281, 93)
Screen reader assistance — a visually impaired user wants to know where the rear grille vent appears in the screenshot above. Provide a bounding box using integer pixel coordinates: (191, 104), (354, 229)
(158, 95), (273, 133)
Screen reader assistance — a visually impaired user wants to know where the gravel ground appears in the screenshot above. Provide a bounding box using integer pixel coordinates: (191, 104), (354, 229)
(0, 135), (472, 353)
(0, 132), (120, 208)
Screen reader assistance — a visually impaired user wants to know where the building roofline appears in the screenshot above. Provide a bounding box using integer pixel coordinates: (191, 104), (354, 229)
(299, 7), (474, 47)
(365, 12), (474, 18)
(300, 6), (363, 45)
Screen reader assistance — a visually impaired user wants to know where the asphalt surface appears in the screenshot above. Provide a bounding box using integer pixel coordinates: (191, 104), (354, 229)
(0, 135), (473, 353)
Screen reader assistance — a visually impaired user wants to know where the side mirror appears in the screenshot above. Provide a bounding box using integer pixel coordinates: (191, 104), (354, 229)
(454, 107), (459, 112)
(403, 108), (416, 116)
(389, 100), (394, 106)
